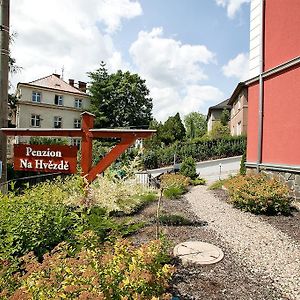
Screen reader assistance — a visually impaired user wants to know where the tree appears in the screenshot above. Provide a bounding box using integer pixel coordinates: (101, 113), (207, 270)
(184, 112), (207, 139)
(210, 121), (230, 139)
(220, 108), (230, 126)
(160, 113), (186, 145)
(88, 62), (153, 128)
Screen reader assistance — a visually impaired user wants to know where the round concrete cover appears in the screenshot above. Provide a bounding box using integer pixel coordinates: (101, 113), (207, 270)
(174, 241), (224, 265)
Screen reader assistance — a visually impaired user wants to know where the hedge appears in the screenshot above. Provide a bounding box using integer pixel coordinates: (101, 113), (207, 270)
(142, 136), (246, 169)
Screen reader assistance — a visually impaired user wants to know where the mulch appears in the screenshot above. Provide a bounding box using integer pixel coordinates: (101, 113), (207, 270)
(129, 193), (290, 300)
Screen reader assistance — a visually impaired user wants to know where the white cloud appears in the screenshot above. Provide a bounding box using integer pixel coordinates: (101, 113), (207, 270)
(222, 53), (249, 81)
(129, 28), (223, 121)
(216, 0), (250, 18)
(10, 0), (141, 87)
(130, 27), (215, 88)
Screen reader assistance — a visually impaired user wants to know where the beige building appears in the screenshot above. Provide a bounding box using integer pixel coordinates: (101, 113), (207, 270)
(228, 83), (248, 136)
(207, 99), (231, 132)
(14, 74), (90, 146)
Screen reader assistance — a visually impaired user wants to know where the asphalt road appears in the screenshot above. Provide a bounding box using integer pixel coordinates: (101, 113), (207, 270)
(147, 156), (242, 184)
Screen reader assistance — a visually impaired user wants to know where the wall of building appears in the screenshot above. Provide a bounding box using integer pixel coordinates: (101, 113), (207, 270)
(246, 83), (259, 163)
(249, 0), (262, 78)
(264, 0), (300, 70)
(18, 86), (90, 110)
(207, 110), (223, 132)
(18, 103), (83, 129)
(262, 65), (300, 165)
(230, 90), (248, 136)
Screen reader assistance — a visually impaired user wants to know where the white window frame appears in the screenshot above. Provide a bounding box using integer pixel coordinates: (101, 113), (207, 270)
(31, 114), (41, 127)
(54, 116), (62, 128)
(54, 95), (63, 106)
(74, 98), (82, 109)
(32, 91), (41, 103)
(74, 118), (81, 128)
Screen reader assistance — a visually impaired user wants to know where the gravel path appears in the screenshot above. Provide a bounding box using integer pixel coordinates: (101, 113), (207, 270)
(186, 186), (300, 300)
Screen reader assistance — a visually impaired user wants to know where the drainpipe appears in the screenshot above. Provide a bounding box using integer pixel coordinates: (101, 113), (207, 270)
(257, 0), (265, 172)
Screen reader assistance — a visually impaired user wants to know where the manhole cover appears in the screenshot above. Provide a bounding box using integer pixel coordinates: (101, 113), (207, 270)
(173, 241), (224, 265)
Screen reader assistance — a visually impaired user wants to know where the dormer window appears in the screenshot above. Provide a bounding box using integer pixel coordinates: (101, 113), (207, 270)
(54, 95), (63, 106)
(32, 91), (41, 103)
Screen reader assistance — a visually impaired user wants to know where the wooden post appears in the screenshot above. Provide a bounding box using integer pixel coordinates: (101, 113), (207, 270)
(81, 112), (94, 176)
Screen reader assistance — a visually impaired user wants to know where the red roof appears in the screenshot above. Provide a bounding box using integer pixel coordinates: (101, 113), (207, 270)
(20, 74), (87, 96)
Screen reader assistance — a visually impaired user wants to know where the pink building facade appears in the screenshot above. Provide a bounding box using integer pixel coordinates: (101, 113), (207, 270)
(246, 0), (300, 199)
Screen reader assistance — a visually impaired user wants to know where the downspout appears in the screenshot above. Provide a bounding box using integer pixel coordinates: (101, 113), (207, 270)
(257, 0), (265, 172)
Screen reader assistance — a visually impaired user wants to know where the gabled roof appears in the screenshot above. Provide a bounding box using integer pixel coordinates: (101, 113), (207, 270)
(207, 99), (231, 120)
(18, 74), (87, 96)
(228, 82), (246, 105)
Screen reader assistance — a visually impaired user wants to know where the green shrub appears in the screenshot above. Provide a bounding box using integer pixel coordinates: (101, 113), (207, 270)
(208, 179), (227, 190)
(240, 152), (246, 175)
(0, 176), (145, 261)
(0, 176), (84, 260)
(190, 177), (206, 186)
(159, 214), (194, 226)
(163, 186), (185, 199)
(2, 234), (175, 299)
(142, 136), (246, 169)
(225, 174), (292, 215)
(85, 177), (157, 215)
(180, 157), (197, 179)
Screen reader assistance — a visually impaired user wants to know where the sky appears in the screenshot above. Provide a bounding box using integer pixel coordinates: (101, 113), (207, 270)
(10, 0), (250, 122)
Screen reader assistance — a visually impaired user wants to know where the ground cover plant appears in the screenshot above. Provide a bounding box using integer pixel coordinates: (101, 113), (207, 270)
(78, 176), (158, 215)
(0, 232), (174, 299)
(225, 174), (292, 215)
(160, 174), (190, 199)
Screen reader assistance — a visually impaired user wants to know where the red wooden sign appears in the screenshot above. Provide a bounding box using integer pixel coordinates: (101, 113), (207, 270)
(14, 144), (78, 174)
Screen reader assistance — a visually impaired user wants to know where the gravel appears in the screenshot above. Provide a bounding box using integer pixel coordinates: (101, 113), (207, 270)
(187, 186), (300, 300)
(131, 194), (283, 299)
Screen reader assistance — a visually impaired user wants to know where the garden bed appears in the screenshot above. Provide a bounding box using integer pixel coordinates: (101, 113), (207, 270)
(213, 189), (300, 243)
(129, 195), (283, 299)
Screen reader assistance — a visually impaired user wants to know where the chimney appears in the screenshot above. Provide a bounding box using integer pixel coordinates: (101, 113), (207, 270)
(69, 79), (74, 87)
(78, 81), (87, 93)
(53, 73), (60, 79)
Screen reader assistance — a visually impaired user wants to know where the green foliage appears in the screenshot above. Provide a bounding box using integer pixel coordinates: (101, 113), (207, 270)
(80, 176), (158, 215)
(160, 113), (186, 145)
(240, 152), (246, 175)
(184, 112), (207, 139)
(209, 121), (230, 139)
(190, 177), (206, 186)
(220, 108), (231, 126)
(0, 176), (149, 261)
(0, 176), (84, 260)
(88, 61), (153, 128)
(208, 179), (227, 190)
(1, 234), (174, 299)
(161, 174), (190, 199)
(180, 157), (197, 179)
(225, 174), (292, 215)
(163, 186), (185, 199)
(29, 137), (68, 145)
(159, 214), (194, 226)
(142, 135), (246, 169)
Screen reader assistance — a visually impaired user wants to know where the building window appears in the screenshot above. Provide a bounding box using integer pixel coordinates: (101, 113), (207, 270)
(31, 114), (41, 127)
(32, 91), (41, 103)
(237, 121), (242, 135)
(74, 98), (82, 108)
(74, 119), (81, 128)
(54, 95), (63, 106)
(71, 138), (81, 149)
(54, 116), (62, 128)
